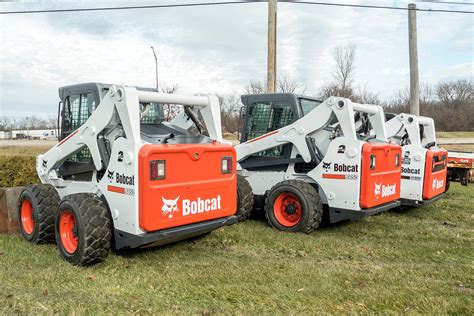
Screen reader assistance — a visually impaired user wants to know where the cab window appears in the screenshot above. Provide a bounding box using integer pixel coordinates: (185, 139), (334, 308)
(244, 101), (294, 157)
(300, 98), (322, 115)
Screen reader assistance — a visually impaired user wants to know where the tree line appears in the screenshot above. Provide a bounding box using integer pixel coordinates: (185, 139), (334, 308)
(219, 44), (472, 133)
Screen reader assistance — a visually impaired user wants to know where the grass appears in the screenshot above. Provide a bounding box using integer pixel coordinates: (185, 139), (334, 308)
(437, 131), (474, 139)
(0, 146), (52, 157)
(0, 183), (473, 314)
(442, 144), (474, 152)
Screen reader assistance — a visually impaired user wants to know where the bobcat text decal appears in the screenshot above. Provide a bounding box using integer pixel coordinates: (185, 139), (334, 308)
(322, 161), (358, 172)
(374, 183), (397, 198)
(161, 195), (222, 218)
(402, 167), (420, 175)
(432, 179), (444, 190)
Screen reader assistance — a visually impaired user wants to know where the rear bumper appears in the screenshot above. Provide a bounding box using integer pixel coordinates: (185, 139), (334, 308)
(400, 193), (445, 207)
(114, 215), (238, 250)
(329, 200), (401, 223)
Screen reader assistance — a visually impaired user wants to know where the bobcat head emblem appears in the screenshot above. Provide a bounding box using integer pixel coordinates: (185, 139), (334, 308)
(322, 161), (332, 169)
(432, 179), (437, 190)
(374, 183), (382, 197)
(162, 196), (180, 218)
(107, 170), (114, 181)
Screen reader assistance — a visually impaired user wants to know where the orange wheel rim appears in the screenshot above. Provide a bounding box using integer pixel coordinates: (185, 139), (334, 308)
(59, 210), (78, 254)
(273, 193), (303, 227)
(20, 199), (34, 235)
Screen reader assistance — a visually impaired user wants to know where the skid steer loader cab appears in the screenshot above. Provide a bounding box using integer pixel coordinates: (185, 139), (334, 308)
(22, 83), (238, 265)
(383, 113), (447, 206)
(237, 93), (401, 228)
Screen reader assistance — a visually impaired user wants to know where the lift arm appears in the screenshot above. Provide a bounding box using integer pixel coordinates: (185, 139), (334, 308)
(236, 96), (388, 162)
(386, 113), (436, 147)
(37, 86), (224, 183)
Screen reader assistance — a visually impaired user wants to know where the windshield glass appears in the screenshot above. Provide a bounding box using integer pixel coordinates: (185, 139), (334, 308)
(139, 103), (165, 124)
(300, 98), (322, 115)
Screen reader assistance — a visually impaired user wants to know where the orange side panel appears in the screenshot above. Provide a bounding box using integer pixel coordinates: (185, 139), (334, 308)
(422, 149), (448, 200)
(138, 143), (237, 232)
(360, 143), (402, 209)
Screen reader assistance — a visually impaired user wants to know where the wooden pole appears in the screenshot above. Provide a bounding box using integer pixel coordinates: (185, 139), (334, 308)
(267, 0), (277, 93)
(408, 3), (420, 116)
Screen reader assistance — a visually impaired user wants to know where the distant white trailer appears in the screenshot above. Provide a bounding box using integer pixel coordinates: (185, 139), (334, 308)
(0, 131), (13, 139)
(12, 129), (58, 140)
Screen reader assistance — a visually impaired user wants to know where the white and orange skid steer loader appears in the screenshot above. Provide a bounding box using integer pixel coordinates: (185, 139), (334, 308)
(235, 93), (402, 233)
(18, 83), (251, 266)
(381, 113), (448, 205)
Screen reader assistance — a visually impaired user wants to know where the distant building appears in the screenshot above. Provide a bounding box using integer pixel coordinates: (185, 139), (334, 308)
(11, 129), (58, 140)
(0, 131), (13, 139)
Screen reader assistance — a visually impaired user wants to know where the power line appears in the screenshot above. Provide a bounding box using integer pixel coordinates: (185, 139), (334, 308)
(281, 1), (473, 14)
(0, 1), (263, 15)
(0, 0), (472, 15)
(420, 1), (474, 5)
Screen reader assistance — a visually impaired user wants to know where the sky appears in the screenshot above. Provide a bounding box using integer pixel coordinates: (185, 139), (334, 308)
(0, 0), (473, 118)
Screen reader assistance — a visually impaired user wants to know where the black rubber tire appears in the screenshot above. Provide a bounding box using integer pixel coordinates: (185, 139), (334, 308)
(55, 193), (112, 266)
(17, 184), (60, 243)
(265, 180), (323, 233)
(445, 178), (450, 192)
(236, 175), (254, 221)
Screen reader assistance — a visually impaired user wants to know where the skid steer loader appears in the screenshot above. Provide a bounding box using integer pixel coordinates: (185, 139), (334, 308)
(381, 113), (448, 205)
(17, 83), (249, 266)
(236, 93), (402, 233)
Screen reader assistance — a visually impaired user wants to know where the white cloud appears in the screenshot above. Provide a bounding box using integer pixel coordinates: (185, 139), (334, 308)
(0, 0), (472, 117)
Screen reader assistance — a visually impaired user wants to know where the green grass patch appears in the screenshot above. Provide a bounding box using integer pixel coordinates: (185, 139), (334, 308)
(0, 183), (473, 314)
(0, 156), (39, 187)
(437, 131), (474, 139)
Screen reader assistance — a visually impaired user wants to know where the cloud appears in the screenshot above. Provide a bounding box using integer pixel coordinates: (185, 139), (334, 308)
(0, 0), (472, 117)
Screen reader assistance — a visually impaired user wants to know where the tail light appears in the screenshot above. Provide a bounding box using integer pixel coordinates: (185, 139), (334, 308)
(221, 156), (233, 174)
(395, 154), (400, 167)
(150, 160), (166, 180)
(370, 155), (376, 170)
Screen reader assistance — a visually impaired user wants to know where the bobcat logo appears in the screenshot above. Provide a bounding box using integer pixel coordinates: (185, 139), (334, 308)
(107, 170), (114, 182)
(42, 159), (47, 168)
(374, 183), (382, 197)
(322, 161), (332, 169)
(162, 196), (180, 218)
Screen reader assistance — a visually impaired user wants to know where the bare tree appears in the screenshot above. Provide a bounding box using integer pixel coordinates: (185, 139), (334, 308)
(244, 79), (266, 94)
(355, 84), (381, 104)
(435, 79), (472, 105)
(332, 44), (356, 91)
(159, 82), (179, 121)
(319, 44), (357, 100)
(219, 93), (242, 133)
(277, 74), (306, 94)
(245, 74), (306, 95)
(0, 116), (11, 131)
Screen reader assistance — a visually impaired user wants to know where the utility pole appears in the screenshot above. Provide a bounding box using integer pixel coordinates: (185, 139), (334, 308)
(150, 46), (159, 92)
(408, 3), (420, 116)
(267, 0), (277, 93)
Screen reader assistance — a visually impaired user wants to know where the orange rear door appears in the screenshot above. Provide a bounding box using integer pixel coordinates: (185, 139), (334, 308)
(138, 143), (236, 232)
(360, 143), (402, 208)
(422, 149), (448, 200)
